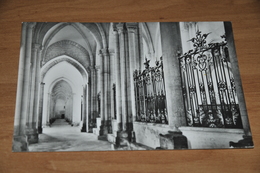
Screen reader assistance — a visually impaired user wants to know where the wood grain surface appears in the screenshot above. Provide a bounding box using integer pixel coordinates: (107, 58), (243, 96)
(0, 0), (259, 172)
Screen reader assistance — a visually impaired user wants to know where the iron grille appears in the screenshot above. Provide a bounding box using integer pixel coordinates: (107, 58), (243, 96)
(133, 57), (168, 124)
(178, 31), (242, 128)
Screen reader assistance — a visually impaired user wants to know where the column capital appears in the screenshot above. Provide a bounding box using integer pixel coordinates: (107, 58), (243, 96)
(40, 82), (45, 85)
(99, 48), (109, 57)
(108, 49), (115, 56)
(88, 65), (95, 70)
(32, 43), (42, 51)
(116, 23), (125, 34)
(126, 22), (138, 33)
(113, 29), (119, 36)
(27, 22), (36, 29)
(113, 23), (119, 35)
(95, 65), (101, 71)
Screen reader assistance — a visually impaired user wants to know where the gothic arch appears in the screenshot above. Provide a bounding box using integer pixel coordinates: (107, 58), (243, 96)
(71, 23), (95, 65)
(48, 77), (75, 96)
(82, 23), (103, 49)
(42, 23), (68, 48)
(96, 23), (108, 49)
(41, 55), (89, 83)
(43, 40), (91, 69)
(35, 22), (105, 67)
(141, 22), (155, 56)
(33, 22), (59, 44)
(40, 22), (102, 49)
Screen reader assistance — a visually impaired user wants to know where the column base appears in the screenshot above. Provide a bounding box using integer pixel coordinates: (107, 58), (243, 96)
(99, 124), (108, 136)
(230, 135), (254, 148)
(93, 128), (99, 135)
(98, 135), (107, 141)
(12, 135), (29, 152)
(158, 130), (188, 150)
(107, 120), (112, 134)
(71, 122), (80, 127)
(26, 128), (39, 144)
(115, 130), (131, 146)
(107, 133), (116, 144)
(38, 126), (43, 134)
(43, 122), (50, 127)
(88, 122), (93, 133)
(130, 131), (136, 143)
(96, 124), (108, 140)
(81, 124), (87, 132)
(88, 129), (93, 133)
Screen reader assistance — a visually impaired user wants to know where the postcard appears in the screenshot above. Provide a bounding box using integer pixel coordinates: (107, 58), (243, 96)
(12, 22), (253, 152)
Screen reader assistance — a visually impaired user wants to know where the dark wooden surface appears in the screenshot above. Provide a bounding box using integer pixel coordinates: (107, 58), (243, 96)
(0, 0), (259, 172)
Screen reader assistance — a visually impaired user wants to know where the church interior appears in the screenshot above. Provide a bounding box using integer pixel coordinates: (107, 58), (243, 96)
(12, 22), (253, 152)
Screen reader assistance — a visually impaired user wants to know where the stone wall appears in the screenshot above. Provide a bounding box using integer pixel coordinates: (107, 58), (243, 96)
(133, 122), (173, 149)
(179, 127), (244, 149)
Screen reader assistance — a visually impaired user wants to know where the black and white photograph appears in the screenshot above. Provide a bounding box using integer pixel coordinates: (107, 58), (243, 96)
(12, 22), (254, 152)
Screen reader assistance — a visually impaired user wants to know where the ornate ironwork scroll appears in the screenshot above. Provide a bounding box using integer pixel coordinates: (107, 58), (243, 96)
(179, 30), (242, 128)
(133, 57), (168, 124)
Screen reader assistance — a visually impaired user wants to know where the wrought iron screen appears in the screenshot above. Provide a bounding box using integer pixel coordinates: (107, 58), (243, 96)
(133, 58), (168, 124)
(179, 31), (242, 128)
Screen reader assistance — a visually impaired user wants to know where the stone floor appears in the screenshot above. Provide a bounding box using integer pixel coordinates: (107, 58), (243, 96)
(29, 119), (113, 152)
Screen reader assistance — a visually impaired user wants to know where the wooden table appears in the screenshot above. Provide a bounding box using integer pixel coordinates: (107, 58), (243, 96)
(0, 0), (259, 172)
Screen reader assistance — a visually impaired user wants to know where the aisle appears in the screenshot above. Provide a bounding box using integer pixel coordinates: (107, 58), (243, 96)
(29, 119), (113, 152)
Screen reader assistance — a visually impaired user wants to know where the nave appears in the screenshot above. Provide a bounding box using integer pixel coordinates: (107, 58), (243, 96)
(29, 119), (112, 152)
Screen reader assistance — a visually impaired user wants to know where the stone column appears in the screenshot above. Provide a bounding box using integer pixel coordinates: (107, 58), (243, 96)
(98, 51), (107, 137)
(65, 94), (73, 124)
(138, 23), (144, 71)
(51, 95), (56, 124)
(126, 23), (139, 129)
(93, 67), (98, 127)
(13, 22), (35, 151)
(48, 93), (55, 125)
(28, 43), (38, 125)
(124, 26), (132, 130)
(160, 22), (186, 128)
(35, 45), (43, 134)
(87, 79), (91, 132)
(72, 93), (77, 125)
(26, 43), (42, 144)
(117, 23), (128, 131)
(113, 27), (123, 132)
(37, 82), (45, 134)
(155, 22), (188, 149)
(81, 85), (87, 132)
(224, 22), (253, 142)
(105, 48), (112, 134)
(88, 68), (95, 132)
(108, 51), (115, 134)
(24, 24), (37, 145)
(46, 93), (51, 126)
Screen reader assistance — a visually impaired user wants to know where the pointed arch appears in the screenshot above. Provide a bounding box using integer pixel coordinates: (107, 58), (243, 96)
(71, 23), (95, 66)
(43, 40), (91, 69)
(141, 22), (155, 56)
(96, 23), (108, 49)
(41, 55), (89, 83)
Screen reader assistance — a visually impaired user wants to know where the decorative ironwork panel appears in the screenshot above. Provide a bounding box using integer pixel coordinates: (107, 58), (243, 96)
(133, 57), (168, 124)
(179, 31), (242, 128)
